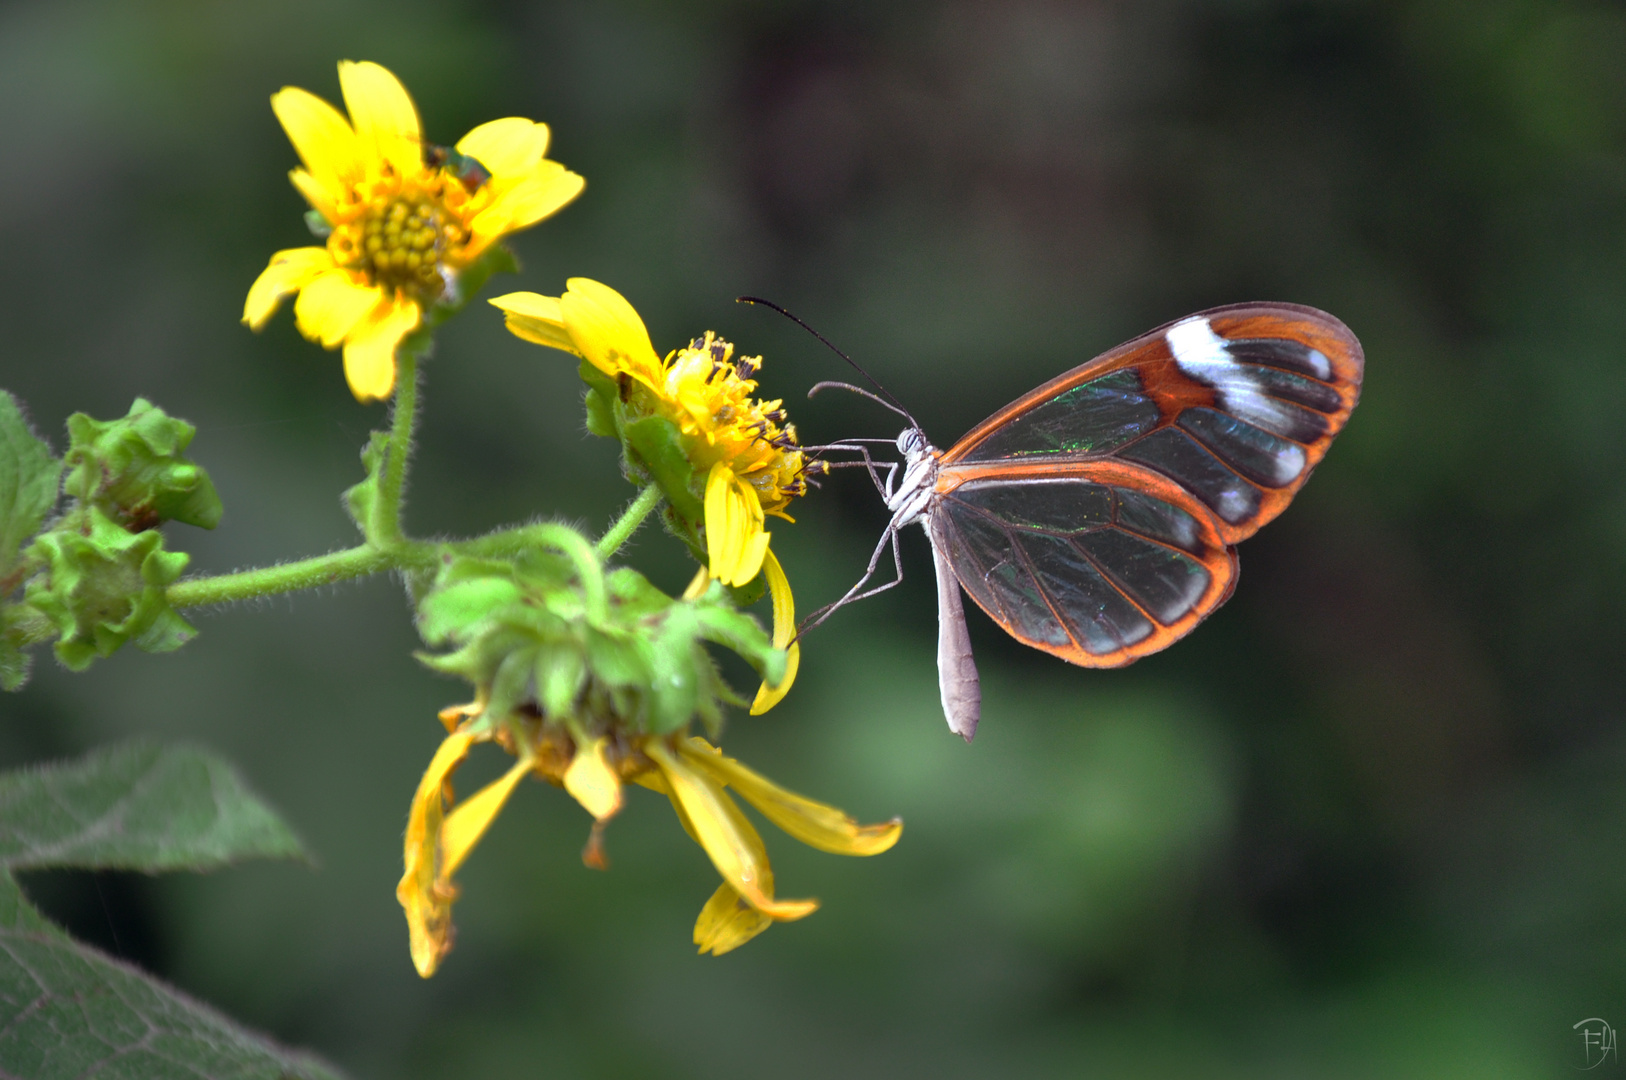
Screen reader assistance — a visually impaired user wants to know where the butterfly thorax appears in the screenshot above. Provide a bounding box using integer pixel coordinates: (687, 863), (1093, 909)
(887, 426), (941, 529)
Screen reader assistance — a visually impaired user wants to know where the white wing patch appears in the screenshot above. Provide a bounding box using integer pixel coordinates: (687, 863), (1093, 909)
(1165, 316), (1307, 486)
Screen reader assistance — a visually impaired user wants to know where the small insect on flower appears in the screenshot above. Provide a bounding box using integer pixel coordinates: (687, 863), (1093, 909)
(242, 61), (584, 402)
(420, 142), (492, 194)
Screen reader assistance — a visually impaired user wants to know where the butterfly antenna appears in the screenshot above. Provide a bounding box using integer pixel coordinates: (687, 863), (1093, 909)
(736, 296), (919, 428)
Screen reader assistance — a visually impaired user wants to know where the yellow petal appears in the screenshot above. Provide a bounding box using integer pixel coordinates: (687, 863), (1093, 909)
(563, 735), (623, 821)
(694, 882), (774, 956)
(750, 642), (799, 716)
(342, 295), (421, 402)
(737, 527), (770, 589)
(558, 278), (663, 383)
(704, 463), (734, 581)
(469, 163), (585, 242)
(243, 247), (333, 329)
(490, 291), (578, 355)
(337, 60), (422, 180)
(440, 757), (531, 878)
(706, 468), (768, 587)
(270, 86), (359, 198)
(681, 565), (710, 601)
(397, 731), (475, 979)
(455, 117), (551, 180)
(293, 268), (383, 348)
(288, 169), (338, 222)
(646, 740), (818, 921)
(751, 547), (799, 714)
(680, 737), (903, 857)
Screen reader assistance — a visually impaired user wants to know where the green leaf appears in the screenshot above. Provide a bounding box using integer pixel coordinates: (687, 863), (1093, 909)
(0, 744), (334, 1076)
(341, 430), (391, 534)
(0, 391), (62, 585)
(0, 741), (306, 872)
(0, 872), (343, 1079)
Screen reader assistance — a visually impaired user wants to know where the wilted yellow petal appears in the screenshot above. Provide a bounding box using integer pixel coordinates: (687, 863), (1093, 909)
(751, 547), (799, 714)
(646, 740), (818, 921)
(337, 60), (421, 180)
(694, 882), (774, 956)
(490, 292), (578, 355)
(680, 737), (902, 857)
(342, 295), (421, 402)
(243, 247), (334, 329)
(397, 731), (475, 979)
(270, 86), (358, 198)
(440, 757), (531, 878)
(437, 699), (483, 734)
(293, 268), (382, 348)
(563, 735), (623, 821)
(455, 117), (551, 178)
(558, 278), (663, 384)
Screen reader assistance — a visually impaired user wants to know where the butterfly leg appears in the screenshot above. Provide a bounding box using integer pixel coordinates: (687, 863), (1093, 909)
(796, 518), (909, 636)
(802, 442), (899, 499)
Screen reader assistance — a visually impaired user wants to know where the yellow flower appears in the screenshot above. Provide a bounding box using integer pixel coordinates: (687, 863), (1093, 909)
(398, 712), (900, 975)
(492, 278), (811, 709)
(243, 61), (584, 402)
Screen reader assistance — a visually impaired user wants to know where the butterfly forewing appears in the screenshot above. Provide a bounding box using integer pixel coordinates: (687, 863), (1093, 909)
(932, 461), (1238, 668)
(941, 302), (1363, 545)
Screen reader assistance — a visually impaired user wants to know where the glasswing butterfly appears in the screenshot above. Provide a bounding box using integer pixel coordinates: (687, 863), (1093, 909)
(795, 302), (1364, 741)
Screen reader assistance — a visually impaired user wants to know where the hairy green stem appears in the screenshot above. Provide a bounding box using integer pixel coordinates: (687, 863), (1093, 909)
(371, 351), (419, 545)
(595, 484), (663, 560)
(166, 543), (436, 609)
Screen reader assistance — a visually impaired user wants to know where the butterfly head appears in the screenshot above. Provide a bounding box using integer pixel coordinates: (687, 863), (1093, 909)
(897, 426), (933, 462)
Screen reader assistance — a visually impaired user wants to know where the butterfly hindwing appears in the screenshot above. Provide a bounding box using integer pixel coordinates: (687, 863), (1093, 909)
(940, 302), (1363, 545)
(931, 461), (1238, 668)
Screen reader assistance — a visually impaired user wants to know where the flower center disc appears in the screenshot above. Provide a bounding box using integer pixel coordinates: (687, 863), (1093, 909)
(334, 193), (458, 303)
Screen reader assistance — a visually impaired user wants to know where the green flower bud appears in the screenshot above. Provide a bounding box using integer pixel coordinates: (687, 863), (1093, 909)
(415, 529), (786, 740)
(24, 507), (196, 670)
(63, 398), (222, 531)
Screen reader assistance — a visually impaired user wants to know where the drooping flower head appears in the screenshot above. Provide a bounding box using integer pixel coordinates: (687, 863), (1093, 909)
(243, 61), (584, 401)
(398, 543), (899, 976)
(399, 716), (901, 975)
(491, 278), (816, 711)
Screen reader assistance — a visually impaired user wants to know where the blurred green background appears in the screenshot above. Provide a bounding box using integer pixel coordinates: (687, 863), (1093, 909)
(4, 0), (1625, 1075)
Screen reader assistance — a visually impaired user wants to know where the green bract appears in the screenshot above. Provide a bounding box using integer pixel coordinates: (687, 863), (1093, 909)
(25, 507), (196, 670)
(416, 527), (786, 739)
(577, 358), (712, 565)
(63, 397), (222, 531)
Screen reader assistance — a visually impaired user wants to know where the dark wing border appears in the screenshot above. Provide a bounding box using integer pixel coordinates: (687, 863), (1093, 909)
(933, 458), (1239, 668)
